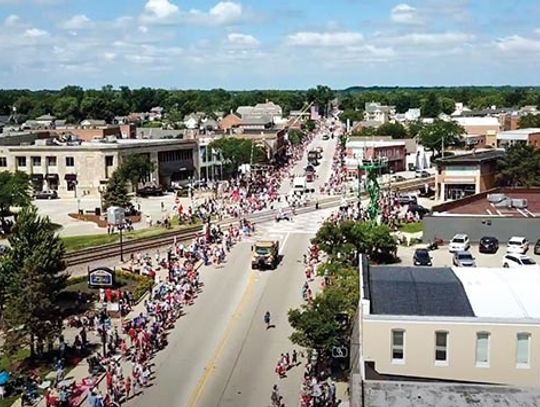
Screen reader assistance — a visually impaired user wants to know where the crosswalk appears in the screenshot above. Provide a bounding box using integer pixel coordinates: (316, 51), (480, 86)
(246, 207), (334, 243)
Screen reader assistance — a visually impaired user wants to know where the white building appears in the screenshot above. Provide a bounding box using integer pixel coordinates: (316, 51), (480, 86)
(364, 102), (395, 124)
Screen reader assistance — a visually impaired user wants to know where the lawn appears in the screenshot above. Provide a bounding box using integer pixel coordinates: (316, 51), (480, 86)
(399, 222), (423, 234)
(62, 218), (200, 252)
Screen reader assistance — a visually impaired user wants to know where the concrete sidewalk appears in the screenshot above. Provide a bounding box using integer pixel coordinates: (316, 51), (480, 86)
(11, 252), (202, 407)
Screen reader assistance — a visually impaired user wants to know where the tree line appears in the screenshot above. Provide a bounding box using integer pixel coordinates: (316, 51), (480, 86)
(0, 85), (336, 124)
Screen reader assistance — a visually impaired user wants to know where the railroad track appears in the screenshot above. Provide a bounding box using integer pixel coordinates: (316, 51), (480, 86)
(64, 179), (434, 267)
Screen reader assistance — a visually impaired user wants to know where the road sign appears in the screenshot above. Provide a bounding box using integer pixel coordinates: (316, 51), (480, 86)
(332, 346), (348, 359)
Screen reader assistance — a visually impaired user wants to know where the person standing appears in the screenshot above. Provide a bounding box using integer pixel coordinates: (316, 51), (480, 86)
(264, 311), (271, 329)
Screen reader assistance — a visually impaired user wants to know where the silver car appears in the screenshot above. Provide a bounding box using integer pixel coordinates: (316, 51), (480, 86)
(453, 251), (476, 267)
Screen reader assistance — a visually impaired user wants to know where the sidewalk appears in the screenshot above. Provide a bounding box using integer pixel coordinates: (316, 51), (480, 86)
(11, 256), (202, 407)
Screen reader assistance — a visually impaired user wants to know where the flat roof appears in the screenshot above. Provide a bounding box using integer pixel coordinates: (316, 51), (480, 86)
(3, 138), (196, 151)
(363, 380), (540, 407)
(435, 189), (540, 217)
(454, 117), (500, 126)
(369, 267), (475, 318)
(453, 267), (540, 319)
(369, 266), (540, 320)
(347, 139), (406, 148)
(497, 128), (540, 141)
(436, 150), (505, 164)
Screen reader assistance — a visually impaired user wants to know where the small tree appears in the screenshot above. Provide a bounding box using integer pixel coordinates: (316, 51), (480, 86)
(3, 206), (67, 356)
(376, 122), (409, 139)
(0, 171), (32, 222)
(208, 138), (265, 175)
(117, 154), (155, 190)
(519, 114), (540, 129)
(102, 170), (131, 210)
(288, 129), (307, 145)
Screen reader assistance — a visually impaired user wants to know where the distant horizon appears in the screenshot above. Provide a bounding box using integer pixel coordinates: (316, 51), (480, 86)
(1, 84), (540, 92)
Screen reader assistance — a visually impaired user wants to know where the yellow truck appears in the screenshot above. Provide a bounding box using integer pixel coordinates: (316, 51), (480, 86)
(251, 240), (279, 270)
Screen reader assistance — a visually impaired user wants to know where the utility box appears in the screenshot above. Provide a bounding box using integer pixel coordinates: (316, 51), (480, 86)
(107, 206), (125, 226)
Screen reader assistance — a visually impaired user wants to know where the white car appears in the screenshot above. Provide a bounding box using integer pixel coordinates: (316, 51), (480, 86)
(502, 254), (537, 268)
(507, 236), (529, 254)
(449, 234), (470, 252)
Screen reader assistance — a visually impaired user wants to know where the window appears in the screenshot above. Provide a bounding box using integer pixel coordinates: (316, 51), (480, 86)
(31, 156), (41, 166)
(105, 156), (114, 166)
(0, 157), (6, 167)
(435, 331), (448, 364)
(391, 330), (405, 363)
(476, 332), (490, 367)
(47, 156), (57, 166)
(66, 156), (74, 167)
(516, 333), (530, 368)
(16, 156), (26, 167)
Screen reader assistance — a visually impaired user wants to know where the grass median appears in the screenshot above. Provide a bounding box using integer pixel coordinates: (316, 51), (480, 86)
(62, 217), (201, 252)
(399, 221), (423, 234)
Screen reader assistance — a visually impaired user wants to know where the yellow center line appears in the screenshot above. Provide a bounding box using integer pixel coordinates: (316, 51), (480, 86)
(185, 271), (258, 407)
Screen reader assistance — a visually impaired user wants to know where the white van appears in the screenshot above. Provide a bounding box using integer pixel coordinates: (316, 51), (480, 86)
(293, 176), (307, 195)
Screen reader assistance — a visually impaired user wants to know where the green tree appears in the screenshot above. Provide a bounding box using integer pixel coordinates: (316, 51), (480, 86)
(351, 127), (377, 138)
(3, 206), (67, 356)
(421, 93), (442, 118)
(0, 171), (32, 222)
(303, 120), (316, 132)
(407, 120), (425, 139)
(376, 122), (409, 139)
(307, 85), (334, 116)
(117, 154), (156, 190)
(418, 119), (464, 156)
(53, 96), (80, 122)
(288, 129), (306, 145)
(519, 114), (540, 129)
(208, 138), (265, 174)
(440, 97), (456, 115)
(496, 144), (540, 187)
(102, 170), (131, 209)
(313, 220), (397, 264)
(339, 109), (363, 124)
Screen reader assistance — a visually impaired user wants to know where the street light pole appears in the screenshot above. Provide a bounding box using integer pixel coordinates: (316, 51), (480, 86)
(119, 225), (124, 262)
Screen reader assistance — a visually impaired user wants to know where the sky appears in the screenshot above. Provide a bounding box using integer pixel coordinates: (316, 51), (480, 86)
(0, 0), (539, 89)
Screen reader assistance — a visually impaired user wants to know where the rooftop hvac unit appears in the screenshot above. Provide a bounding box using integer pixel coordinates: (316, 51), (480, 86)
(487, 193), (506, 203)
(493, 198), (512, 208)
(511, 199), (528, 209)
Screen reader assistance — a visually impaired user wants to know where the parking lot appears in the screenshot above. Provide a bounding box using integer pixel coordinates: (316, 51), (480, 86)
(398, 242), (540, 269)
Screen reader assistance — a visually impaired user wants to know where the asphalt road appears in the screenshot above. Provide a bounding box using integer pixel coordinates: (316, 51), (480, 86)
(126, 217), (325, 407)
(125, 126), (339, 407)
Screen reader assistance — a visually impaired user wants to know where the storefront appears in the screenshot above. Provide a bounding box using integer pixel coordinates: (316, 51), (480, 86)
(45, 173), (59, 191)
(30, 174), (44, 192)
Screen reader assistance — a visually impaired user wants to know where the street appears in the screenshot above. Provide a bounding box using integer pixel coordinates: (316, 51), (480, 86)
(124, 127), (340, 407)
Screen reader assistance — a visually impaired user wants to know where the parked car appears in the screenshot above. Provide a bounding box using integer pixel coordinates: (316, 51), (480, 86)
(413, 248), (432, 266)
(34, 190), (58, 200)
(453, 251), (476, 267)
(396, 194), (418, 205)
(418, 186), (435, 198)
(322, 134), (330, 141)
(506, 236), (529, 254)
(503, 254), (537, 268)
(415, 170), (430, 178)
(479, 236), (499, 254)
(449, 234), (470, 252)
(408, 203), (429, 218)
(137, 185), (164, 197)
(534, 239), (540, 255)
(390, 175), (406, 183)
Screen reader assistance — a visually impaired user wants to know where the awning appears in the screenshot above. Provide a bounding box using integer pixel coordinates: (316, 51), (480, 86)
(64, 174), (77, 181)
(31, 174), (43, 182)
(46, 174), (59, 181)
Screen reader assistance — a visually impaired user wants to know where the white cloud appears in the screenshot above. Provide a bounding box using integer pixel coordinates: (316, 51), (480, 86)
(23, 28), (48, 38)
(497, 35), (540, 52)
(227, 33), (259, 47)
(380, 32), (473, 46)
(4, 14), (20, 26)
(391, 4), (419, 24)
(138, 26), (148, 33)
(60, 14), (94, 30)
(209, 1), (242, 25)
(287, 31), (364, 47)
(143, 0), (179, 21)
(535, 28), (540, 36)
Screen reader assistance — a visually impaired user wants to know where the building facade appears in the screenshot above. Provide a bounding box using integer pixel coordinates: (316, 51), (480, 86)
(497, 128), (540, 149)
(345, 139), (406, 175)
(360, 265), (540, 388)
(0, 138), (198, 198)
(434, 150), (504, 200)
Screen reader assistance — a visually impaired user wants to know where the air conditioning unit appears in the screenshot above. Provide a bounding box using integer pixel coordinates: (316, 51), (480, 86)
(487, 193), (506, 203)
(493, 198), (511, 208)
(511, 199), (528, 209)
